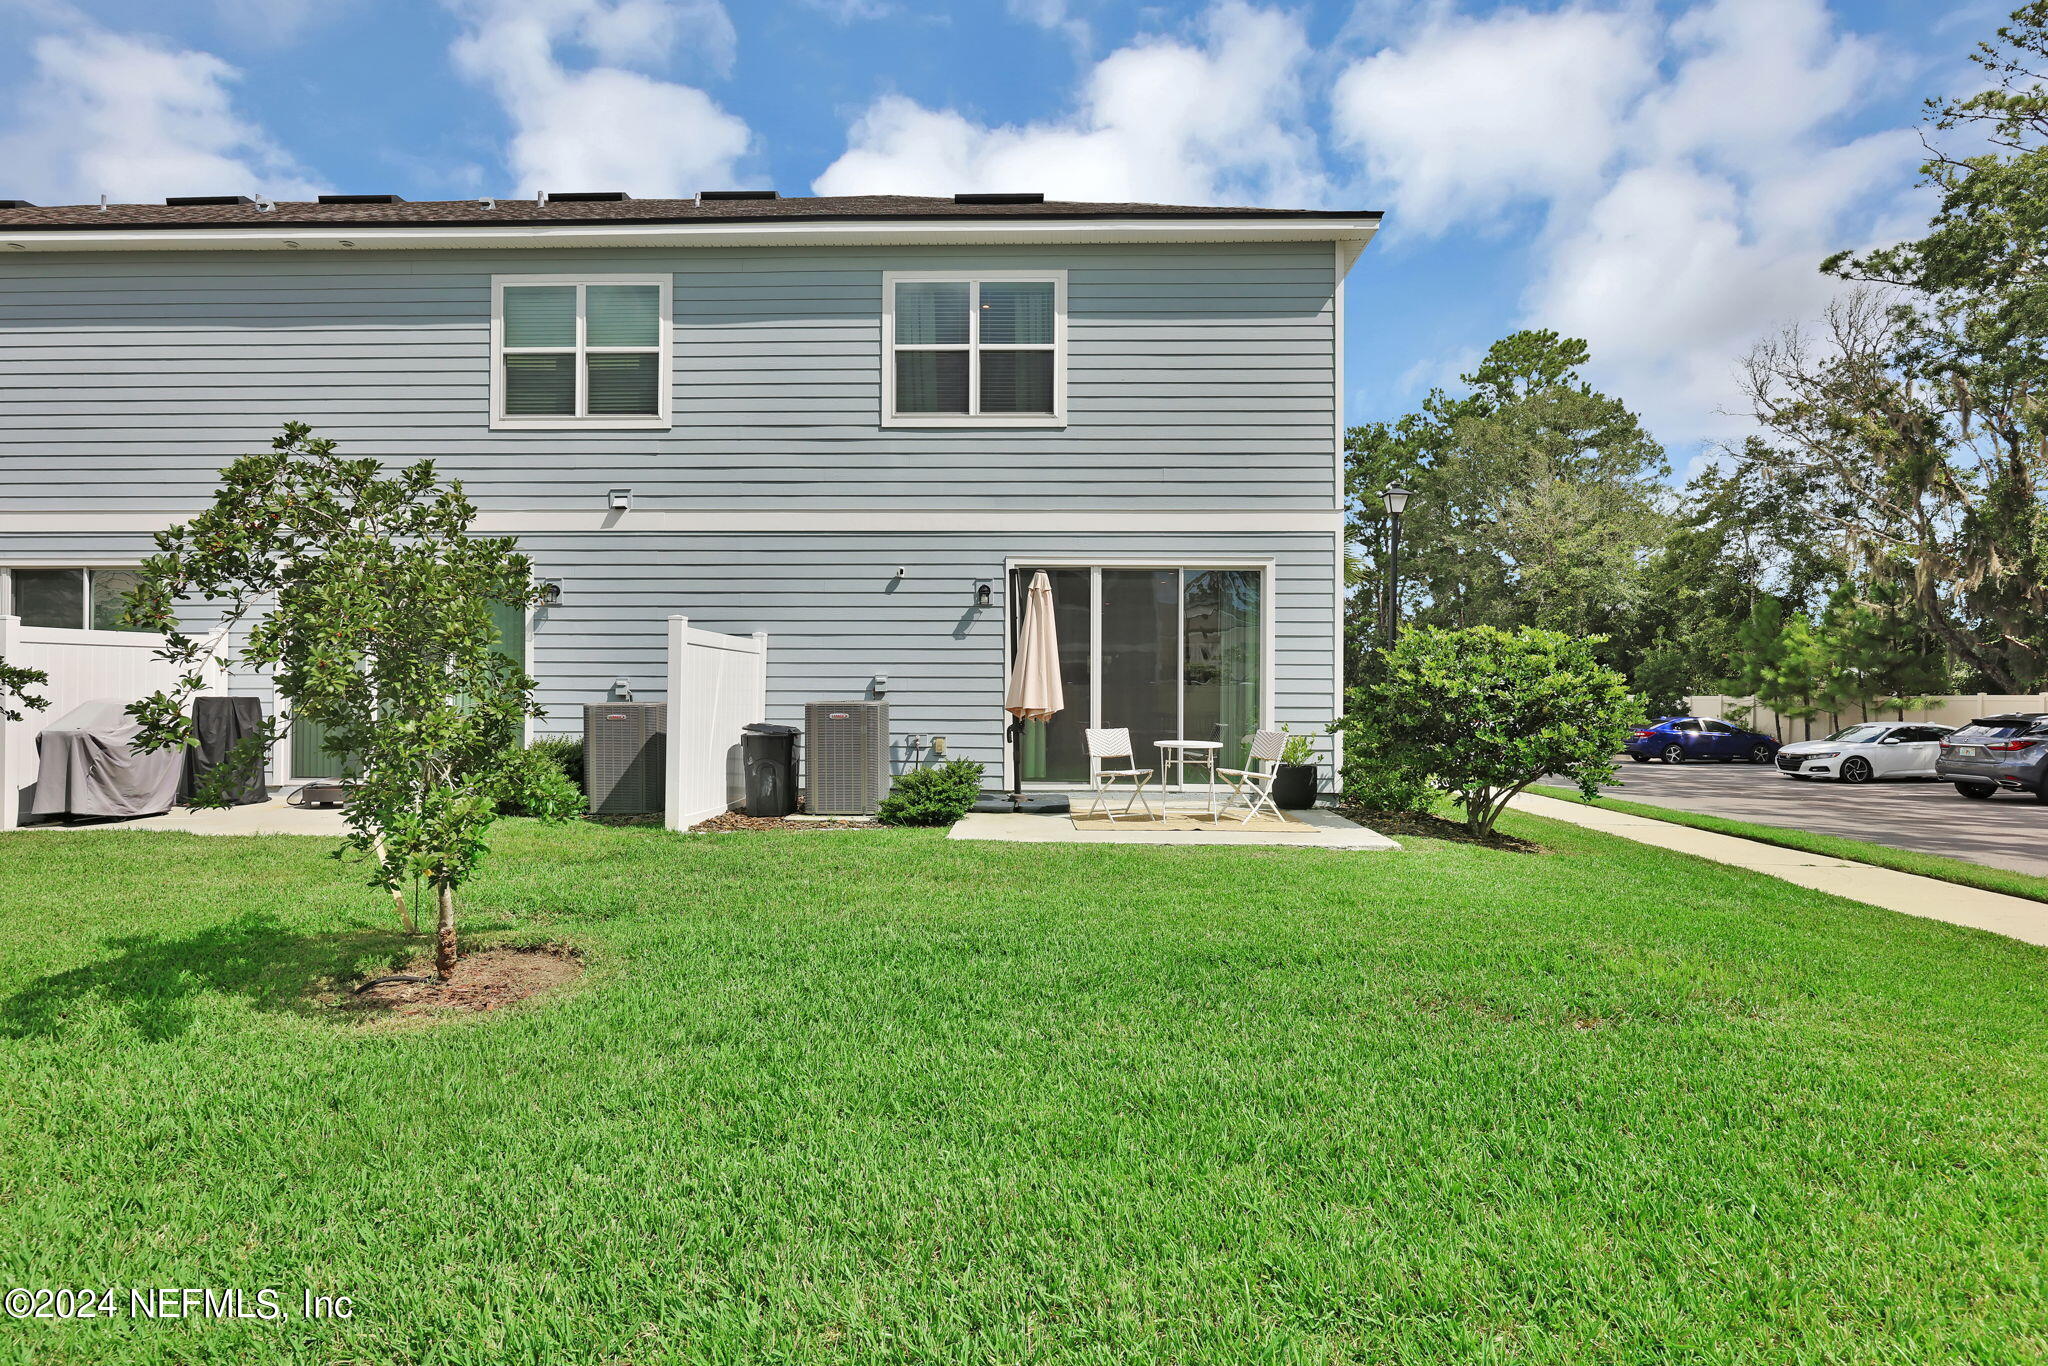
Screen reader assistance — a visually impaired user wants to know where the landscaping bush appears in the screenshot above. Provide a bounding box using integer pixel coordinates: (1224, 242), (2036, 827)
(527, 736), (585, 794)
(1333, 722), (1437, 815)
(496, 740), (585, 817)
(1345, 626), (1640, 835)
(877, 759), (985, 827)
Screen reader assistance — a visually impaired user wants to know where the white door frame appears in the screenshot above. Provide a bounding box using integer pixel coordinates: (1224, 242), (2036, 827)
(999, 555), (1277, 790)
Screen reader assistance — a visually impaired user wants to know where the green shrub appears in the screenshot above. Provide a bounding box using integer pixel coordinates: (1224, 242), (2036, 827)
(528, 736), (585, 793)
(1333, 722), (1437, 815)
(877, 759), (985, 827)
(1345, 626), (1640, 835)
(497, 739), (585, 817)
(1277, 726), (1317, 767)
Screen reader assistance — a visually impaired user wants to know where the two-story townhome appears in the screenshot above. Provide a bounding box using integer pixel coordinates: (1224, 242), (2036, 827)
(0, 192), (1378, 794)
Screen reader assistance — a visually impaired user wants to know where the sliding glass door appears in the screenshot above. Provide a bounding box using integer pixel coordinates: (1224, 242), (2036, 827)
(1013, 564), (1263, 783)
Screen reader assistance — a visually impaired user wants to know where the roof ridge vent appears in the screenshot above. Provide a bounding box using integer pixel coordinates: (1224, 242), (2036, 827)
(166, 195), (254, 206)
(317, 193), (405, 204)
(544, 191), (630, 202)
(953, 192), (1045, 205)
(697, 189), (779, 202)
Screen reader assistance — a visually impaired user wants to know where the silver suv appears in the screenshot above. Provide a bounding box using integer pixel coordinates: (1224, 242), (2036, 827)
(1937, 713), (2048, 801)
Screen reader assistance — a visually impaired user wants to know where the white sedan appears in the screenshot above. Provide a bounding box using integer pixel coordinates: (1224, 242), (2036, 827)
(1775, 722), (1955, 782)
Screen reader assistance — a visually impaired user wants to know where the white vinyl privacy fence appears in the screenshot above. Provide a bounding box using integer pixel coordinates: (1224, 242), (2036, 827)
(0, 615), (228, 830)
(1689, 693), (2048, 742)
(664, 615), (768, 830)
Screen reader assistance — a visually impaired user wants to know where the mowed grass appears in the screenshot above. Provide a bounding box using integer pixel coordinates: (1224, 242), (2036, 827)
(2, 817), (2046, 1365)
(1529, 781), (2048, 904)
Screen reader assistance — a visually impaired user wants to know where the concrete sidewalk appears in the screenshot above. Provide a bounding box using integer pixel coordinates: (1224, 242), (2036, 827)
(1509, 791), (2048, 948)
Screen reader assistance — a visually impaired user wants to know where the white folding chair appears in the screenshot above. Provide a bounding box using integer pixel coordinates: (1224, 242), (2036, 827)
(1216, 729), (1285, 824)
(1084, 728), (1155, 821)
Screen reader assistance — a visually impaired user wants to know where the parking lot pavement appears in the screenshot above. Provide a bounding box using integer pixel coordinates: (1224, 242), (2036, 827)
(1580, 760), (2048, 880)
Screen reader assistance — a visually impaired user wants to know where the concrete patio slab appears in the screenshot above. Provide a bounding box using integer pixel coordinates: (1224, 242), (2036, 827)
(950, 804), (1400, 852)
(13, 790), (349, 837)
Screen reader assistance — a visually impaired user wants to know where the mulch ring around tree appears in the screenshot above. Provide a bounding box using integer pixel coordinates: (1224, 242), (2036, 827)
(327, 944), (585, 1022)
(1334, 807), (1546, 853)
(689, 811), (880, 833)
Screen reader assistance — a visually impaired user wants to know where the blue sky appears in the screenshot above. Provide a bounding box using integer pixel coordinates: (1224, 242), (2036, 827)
(0, 0), (2008, 469)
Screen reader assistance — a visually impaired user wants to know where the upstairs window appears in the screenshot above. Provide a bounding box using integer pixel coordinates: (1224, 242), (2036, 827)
(884, 271), (1065, 427)
(492, 277), (670, 429)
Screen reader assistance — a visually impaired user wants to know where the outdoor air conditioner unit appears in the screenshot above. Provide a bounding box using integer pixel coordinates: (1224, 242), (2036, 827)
(583, 702), (666, 816)
(803, 700), (890, 815)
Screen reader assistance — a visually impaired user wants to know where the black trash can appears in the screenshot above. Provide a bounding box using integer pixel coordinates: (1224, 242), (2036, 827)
(742, 723), (801, 817)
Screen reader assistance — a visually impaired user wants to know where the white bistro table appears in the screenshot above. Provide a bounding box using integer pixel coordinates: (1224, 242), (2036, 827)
(1154, 739), (1223, 818)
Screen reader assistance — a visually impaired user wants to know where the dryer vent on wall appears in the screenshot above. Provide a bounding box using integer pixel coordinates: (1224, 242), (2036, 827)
(803, 700), (890, 815)
(584, 702), (666, 815)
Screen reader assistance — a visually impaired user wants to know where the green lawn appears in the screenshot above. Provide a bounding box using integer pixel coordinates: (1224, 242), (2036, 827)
(3, 817), (2046, 1364)
(1529, 781), (2048, 904)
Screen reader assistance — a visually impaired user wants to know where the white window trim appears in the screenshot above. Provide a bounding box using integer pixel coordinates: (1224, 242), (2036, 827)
(882, 269), (1067, 429)
(0, 563), (149, 631)
(490, 274), (672, 431)
(996, 556), (1277, 789)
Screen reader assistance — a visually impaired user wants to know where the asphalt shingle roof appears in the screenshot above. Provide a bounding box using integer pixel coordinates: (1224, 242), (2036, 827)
(0, 194), (1379, 233)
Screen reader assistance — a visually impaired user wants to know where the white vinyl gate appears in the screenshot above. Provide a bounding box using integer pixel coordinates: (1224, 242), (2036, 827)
(0, 615), (229, 830)
(664, 615), (768, 830)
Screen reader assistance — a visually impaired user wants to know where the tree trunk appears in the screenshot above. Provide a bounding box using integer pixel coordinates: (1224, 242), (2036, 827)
(435, 882), (457, 980)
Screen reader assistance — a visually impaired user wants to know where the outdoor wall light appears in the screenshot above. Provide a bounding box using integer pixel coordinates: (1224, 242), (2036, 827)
(608, 488), (633, 511)
(974, 580), (993, 608)
(537, 578), (563, 606)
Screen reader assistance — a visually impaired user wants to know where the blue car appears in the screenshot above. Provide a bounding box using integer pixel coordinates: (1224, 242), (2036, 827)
(1624, 717), (1780, 765)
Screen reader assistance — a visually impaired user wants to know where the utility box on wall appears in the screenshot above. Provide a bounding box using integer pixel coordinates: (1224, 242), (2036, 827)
(583, 702), (667, 815)
(803, 700), (889, 815)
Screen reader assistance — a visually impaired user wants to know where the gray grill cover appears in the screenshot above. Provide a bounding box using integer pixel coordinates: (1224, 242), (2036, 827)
(30, 699), (183, 820)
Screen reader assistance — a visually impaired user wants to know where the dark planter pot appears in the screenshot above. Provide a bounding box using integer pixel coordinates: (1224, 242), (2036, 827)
(1272, 763), (1319, 810)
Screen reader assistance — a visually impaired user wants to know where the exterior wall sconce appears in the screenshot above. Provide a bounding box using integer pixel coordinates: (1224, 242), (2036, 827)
(537, 578), (563, 606)
(974, 580), (992, 608)
(608, 488), (633, 511)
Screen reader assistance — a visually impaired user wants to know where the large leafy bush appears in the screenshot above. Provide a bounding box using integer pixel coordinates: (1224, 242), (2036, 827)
(1344, 626), (1639, 835)
(877, 759), (985, 827)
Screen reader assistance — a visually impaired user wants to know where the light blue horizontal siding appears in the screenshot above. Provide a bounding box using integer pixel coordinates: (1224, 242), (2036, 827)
(0, 529), (1342, 780)
(0, 242), (1336, 514)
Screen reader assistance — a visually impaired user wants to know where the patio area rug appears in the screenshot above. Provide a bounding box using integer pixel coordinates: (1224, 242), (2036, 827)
(1069, 809), (1312, 833)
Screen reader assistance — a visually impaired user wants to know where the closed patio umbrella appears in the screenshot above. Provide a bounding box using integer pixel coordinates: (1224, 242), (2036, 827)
(1003, 569), (1065, 804)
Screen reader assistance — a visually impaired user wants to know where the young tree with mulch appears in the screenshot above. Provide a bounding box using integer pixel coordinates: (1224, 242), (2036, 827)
(126, 423), (578, 979)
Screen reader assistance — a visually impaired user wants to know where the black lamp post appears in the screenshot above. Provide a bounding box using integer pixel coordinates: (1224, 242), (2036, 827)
(1380, 483), (1412, 643)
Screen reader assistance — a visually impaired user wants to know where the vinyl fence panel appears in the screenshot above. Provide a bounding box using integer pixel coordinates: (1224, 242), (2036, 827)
(664, 615), (768, 830)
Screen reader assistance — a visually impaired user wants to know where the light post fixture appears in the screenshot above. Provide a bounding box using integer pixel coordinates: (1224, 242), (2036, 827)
(1380, 483), (1412, 643)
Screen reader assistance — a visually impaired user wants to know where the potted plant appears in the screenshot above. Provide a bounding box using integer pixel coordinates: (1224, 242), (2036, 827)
(1270, 727), (1321, 810)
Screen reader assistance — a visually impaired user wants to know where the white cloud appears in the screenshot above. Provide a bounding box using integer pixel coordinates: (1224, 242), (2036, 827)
(447, 0), (749, 196)
(1009, 0), (1093, 56)
(1330, 0), (1927, 443)
(1331, 5), (1655, 230)
(0, 26), (320, 205)
(208, 0), (349, 47)
(814, 2), (1328, 206)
